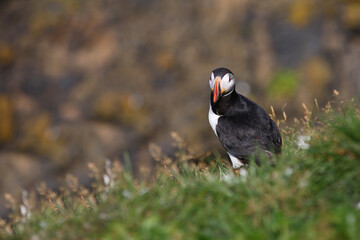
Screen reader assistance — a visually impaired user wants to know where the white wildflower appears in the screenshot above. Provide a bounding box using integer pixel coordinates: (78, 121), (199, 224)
(103, 174), (110, 186)
(284, 167), (293, 176)
(297, 135), (311, 150)
(20, 204), (27, 217)
(220, 172), (236, 183)
(139, 188), (148, 196)
(122, 190), (132, 198)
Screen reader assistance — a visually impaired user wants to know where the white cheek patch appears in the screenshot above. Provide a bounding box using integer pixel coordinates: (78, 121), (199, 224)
(221, 73), (235, 94)
(209, 72), (215, 90)
(222, 73), (229, 83)
(220, 74), (230, 92)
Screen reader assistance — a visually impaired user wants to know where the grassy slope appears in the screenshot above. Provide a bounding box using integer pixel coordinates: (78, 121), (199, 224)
(3, 101), (360, 240)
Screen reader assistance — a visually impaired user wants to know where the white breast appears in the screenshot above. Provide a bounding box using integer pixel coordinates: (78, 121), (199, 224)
(208, 104), (220, 136)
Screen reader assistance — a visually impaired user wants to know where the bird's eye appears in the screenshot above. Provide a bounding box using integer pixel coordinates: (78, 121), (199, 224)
(229, 76), (232, 82)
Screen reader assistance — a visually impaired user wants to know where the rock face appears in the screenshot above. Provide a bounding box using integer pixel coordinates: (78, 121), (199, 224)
(0, 0), (360, 217)
(0, 152), (41, 216)
(0, 153), (41, 194)
(0, 95), (13, 144)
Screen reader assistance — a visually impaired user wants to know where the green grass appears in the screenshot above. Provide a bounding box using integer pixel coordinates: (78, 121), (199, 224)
(2, 100), (360, 240)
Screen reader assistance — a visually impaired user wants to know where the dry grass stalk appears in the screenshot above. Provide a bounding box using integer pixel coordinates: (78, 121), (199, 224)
(148, 143), (162, 162)
(65, 174), (79, 192)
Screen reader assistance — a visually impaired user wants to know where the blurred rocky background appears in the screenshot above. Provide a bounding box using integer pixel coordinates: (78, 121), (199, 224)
(0, 0), (360, 216)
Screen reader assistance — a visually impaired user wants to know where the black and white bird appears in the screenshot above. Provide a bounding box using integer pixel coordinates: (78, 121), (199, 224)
(208, 67), (282, 174)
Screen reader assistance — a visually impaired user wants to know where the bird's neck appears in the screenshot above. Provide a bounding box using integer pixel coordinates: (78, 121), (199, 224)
(210, 90), (240, 115)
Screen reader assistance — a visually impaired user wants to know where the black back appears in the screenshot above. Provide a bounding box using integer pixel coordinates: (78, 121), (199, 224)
(210, 90), (282, 164)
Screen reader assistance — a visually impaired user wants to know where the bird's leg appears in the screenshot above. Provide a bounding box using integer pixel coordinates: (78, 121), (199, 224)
(234, 166), (247, 177)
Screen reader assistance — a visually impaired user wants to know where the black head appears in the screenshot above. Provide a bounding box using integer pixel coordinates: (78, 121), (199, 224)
(212, 67), (233, 78)
(209, 67), (236, 103)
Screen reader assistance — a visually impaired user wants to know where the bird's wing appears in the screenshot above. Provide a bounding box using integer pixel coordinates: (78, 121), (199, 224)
(216, 114), (279, 161)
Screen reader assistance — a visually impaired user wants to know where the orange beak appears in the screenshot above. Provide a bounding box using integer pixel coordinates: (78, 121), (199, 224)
(213, 78), (221, 103)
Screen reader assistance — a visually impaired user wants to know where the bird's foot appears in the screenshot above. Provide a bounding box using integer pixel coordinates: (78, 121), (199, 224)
(234, 167), (247, 177)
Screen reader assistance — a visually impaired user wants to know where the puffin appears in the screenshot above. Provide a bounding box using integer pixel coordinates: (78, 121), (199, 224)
(208, 67), (282, 174)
